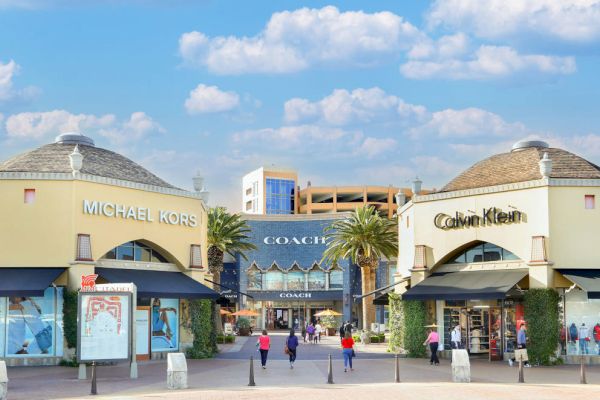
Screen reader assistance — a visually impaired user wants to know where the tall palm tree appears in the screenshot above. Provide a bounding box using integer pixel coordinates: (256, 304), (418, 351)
(207, 207), (257, 286)
(321, 206), (398, 329)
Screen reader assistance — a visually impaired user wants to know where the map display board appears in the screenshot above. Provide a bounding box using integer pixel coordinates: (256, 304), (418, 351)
(77, 292), (132, 362)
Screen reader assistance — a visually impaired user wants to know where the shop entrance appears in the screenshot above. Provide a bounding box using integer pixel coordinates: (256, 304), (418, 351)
(443, 301), (511, 361)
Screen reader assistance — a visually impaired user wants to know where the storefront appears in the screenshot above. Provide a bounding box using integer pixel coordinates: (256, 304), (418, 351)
(396, 140), (600, 363)
(238, 214), (362, 330)
(0, 133), (217, 366)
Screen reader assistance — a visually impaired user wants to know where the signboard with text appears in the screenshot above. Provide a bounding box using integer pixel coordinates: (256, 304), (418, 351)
(77, 291), (132, 363)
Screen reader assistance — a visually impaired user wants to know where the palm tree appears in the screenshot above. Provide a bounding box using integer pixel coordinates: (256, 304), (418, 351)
(207, 207), (257, 286)
(321, 206), (398, 329)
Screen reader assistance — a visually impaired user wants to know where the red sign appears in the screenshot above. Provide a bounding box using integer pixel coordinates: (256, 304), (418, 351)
(81, 274), (98, 292)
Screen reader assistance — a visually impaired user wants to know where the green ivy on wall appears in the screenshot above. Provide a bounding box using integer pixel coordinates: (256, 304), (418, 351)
(186, 299), (218, 359)
(524, 288), (560, 365)
(387, 293), (403, 354)
(401, 300), (427, 358)
(63, 290), (78, 349)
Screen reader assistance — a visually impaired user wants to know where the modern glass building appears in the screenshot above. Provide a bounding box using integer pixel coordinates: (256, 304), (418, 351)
(265, 177), (295, 214)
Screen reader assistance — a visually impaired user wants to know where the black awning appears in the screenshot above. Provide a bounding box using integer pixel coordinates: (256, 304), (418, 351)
(373, 286), (395, 305)
(0, 268), (65, 296)
(402, 269), (528, 300)
(558, 269), (600, 299)
(96, 267), (219, 299)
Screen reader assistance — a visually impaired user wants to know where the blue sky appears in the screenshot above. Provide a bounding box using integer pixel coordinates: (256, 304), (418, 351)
(2, 1), (600, 210)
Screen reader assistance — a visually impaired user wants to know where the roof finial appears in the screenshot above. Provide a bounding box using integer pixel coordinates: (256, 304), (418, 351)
(539, 152), (552, 178)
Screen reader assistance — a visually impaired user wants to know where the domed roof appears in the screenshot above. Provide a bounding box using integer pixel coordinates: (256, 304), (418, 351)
(439, 142), (600, 193)
(0, 133), (177, 189)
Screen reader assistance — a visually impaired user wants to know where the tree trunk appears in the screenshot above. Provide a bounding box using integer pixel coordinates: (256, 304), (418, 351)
(208, 246), (225, 335)
(361, 266), (377, 330)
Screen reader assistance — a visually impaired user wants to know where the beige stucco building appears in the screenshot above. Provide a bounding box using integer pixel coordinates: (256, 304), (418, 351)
(396, 140), (600, 363)
(0, 133), (216, 366)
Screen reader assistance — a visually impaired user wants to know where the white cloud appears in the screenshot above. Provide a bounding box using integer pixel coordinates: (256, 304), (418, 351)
(357, 137), (397, 158)
(184, 84), (240, 114)
(99, 112), (165, 144)
(179, 6), (421, 74)
(5, 110), (115, 140)
(0, 60), (39, 103)
(410, 107), (528, 138)
(4, 110), (164, 145)
(401, 45), (576, 80)
(427, 0), (600, 43)
(284, 87), (427, 125)
(233, 124), (356, 147)
(410, 155), (463, 177)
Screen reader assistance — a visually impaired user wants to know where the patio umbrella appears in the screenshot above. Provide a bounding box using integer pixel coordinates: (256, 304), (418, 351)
(219, 309), (232, 315)
(314, 309), (343, 317)
(231, 309), (260, 317)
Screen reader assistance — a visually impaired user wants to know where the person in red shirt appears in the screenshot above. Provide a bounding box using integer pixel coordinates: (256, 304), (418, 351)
(341, 331), (355, 372)
(257, 330), (271, 369)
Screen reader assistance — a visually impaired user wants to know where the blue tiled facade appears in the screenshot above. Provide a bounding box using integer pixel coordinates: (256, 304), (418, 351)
(236, 216), (358, 324)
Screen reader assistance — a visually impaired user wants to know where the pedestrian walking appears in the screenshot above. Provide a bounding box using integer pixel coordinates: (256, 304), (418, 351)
(341, 331), (355, 372)
(286, 329), (299, 369)
(423, 325), (440, 365)
(307, 323), (315, 343)
(257, 330), (270, 369)
(301, 321), (307, 343)
(451, 325), (462, 349)
(509, 323), (530, 367)
(339, 322), (346, 342)
(344, 321), (353, 336)
(315, 322), (322, 343)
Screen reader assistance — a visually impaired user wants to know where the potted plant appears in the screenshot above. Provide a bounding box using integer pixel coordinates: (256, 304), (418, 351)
(320, 315), (338, 336)
(237, 317), (252, 336)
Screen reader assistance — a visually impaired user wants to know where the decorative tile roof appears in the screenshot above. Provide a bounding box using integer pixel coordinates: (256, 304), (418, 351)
(0, 142), (178, 189)
(438, 147), (600, 193)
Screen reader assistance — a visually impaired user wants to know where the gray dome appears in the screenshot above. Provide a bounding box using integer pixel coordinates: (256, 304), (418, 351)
(511, 140), (549, 152)
(54, 132), (96, 147)
(0, 139), (178, 189)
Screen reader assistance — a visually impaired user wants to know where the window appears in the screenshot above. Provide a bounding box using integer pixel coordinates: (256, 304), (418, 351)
(265, 270), (284, 290)
(265, 178), (295, 214)
(308, 269), (326, 290)
(286, 270), (305, 290)
(448, 242), (519, 264)
(189, 245), (202, 268)
(245, 201), (252, 211)
(247, 268), (263, 290)
(24, 189), (35, 204)
(329, 269), (343, 289)
(2, 287), (64, 358)
(585, 195), (595, 209)
(76, 234), (93, 261)
(151, 298), (179, 351)
(102, 241), (169, 263)
(245, 187), (252, 196)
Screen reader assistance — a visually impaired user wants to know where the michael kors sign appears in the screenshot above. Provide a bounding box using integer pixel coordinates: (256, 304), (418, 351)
(83, 200), (198, 227)
(434, 207), (523, 230)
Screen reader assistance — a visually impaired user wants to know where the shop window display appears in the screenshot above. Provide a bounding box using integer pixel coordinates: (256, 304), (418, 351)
(265, 271), (284, 290)
(287, 270), (305, 290)
(308, 270), (326, 290)
(329, 270), (343, 289)
(4, 287), (63, 357)
(0, 298), (5, 357)
(247, 269), (263, 290)
(151, 298), (179, 351)
(565, 290), (600, 356)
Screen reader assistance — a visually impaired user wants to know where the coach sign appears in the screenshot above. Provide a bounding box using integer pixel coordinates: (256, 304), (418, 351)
(248, 290), (340, 301)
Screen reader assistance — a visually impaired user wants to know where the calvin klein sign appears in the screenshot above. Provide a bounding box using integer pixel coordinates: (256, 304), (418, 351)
(263, 236), (326, 245)
(434, 208), (523, 230)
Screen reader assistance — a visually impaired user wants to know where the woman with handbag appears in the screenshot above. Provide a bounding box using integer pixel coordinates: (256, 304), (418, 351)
(341, 331), (355, 372)
(286, 329), (299, 369)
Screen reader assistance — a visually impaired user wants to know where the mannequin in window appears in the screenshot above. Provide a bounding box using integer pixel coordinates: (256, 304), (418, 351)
(594, 323), (600, 355)
(568, 322), (578, 354)
(470, 328), (481, 353)
(579, 323), (590, 355)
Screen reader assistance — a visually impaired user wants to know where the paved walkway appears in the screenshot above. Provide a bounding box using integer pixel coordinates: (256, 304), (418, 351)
(4, 333), (600, 399)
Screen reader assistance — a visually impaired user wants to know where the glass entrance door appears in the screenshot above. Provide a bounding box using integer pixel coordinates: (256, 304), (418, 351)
(467, 308), (490, 355)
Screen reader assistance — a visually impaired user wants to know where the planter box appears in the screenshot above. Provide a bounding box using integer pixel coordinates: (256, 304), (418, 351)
(238, 328), (251, 336)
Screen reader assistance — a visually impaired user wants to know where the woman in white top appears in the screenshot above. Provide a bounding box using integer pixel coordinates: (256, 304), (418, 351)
(451, 325), (461, 349)
(315, 323), (322, 343)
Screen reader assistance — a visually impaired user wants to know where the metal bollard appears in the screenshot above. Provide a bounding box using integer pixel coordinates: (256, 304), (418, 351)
(90, 362), (98, 395)
(518, 356), (524, 383)
(327, 353), (334, 384)
(394, 354), (400, 383)
(580, 355), (587, 384)
(248, 356), (256, 387)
